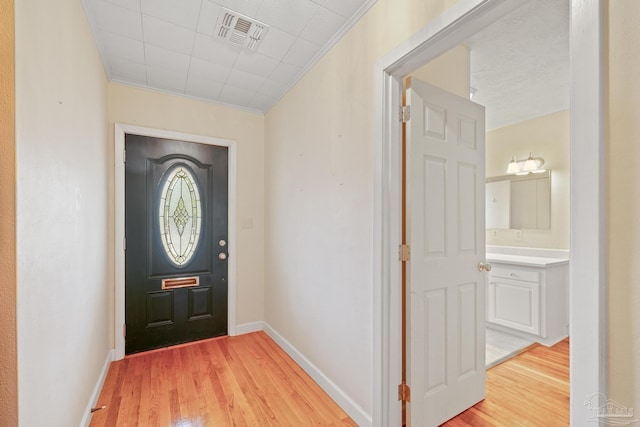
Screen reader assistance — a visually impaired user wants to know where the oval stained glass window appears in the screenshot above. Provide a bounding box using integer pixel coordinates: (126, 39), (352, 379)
(158, 165), (202, 266)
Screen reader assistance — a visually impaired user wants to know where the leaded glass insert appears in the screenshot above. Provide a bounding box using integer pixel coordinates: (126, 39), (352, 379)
(158, 165), (202, 266)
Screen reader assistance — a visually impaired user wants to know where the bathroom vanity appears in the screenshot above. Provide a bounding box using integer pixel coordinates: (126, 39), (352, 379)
(485, 247), (569, 346)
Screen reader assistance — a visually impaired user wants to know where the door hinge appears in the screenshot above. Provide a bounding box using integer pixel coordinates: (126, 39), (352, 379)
(123, 237), (126, 251)
(123, 149), (126, 163)
(123, 324), (126, 338)
(401, 105), (411, 123)
(398, 383), (411, 402)
(399, 244), (411, 262)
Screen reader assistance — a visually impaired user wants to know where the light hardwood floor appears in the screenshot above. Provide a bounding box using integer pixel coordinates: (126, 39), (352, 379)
(91, 333), (568, 426)
(443, 338), (570, 426)
(89, 331), (356, 426)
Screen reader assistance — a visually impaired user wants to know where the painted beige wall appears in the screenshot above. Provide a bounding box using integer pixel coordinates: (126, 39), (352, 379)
(265, 0), (460, 420)
(0, 0), (17, 424)
(485, 110), (570, 249)
(108, 84), (266, 332)
(15, 0), (110, 425)
(410, 45), (470, 99)
(608, 0), (640, 414)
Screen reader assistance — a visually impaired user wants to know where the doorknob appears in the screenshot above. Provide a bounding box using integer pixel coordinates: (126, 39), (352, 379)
(218, 253), (227, 260)
(477, 262), (492, 272)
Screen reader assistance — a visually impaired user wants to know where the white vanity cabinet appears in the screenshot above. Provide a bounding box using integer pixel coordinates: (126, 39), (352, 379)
(486, 254), (569, 346)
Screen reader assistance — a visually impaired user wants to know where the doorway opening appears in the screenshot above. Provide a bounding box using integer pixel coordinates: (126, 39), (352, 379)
(401, 1), (570, 424)
(373, 0), (605, 426)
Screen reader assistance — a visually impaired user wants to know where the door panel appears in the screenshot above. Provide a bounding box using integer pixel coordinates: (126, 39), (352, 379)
(125, 134), (228, 354)
(406, 77), (486, 426)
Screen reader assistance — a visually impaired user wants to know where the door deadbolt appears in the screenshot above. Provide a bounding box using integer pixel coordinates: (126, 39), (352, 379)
(219, 239), (227, 247)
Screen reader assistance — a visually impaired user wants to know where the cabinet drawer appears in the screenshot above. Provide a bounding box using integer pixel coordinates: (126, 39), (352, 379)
(490, 267), (540, 283)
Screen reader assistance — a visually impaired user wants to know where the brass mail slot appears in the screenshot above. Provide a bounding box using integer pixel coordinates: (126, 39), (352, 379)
(162, 276), (199, 290)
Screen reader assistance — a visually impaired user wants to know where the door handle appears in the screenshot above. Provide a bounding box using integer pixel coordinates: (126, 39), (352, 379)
(218, 252), (227, 261)
(478, 262), (492, 272)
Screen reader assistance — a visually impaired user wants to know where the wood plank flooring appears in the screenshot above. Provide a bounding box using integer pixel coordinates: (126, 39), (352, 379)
(442, 338), (570, 426)
(92, 333), (568, 426)
(89, 331), (356, 426)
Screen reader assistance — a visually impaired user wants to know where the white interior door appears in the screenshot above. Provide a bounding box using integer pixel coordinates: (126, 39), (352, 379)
(406, 77), (487, 426)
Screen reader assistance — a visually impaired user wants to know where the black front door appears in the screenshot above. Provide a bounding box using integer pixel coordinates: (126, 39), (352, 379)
(125, 134), (228, 354)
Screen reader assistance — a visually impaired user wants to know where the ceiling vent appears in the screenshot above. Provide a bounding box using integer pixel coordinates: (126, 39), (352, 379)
(214, 8), (269, 51)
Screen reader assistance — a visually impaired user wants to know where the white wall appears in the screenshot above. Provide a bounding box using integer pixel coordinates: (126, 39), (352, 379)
(485, 110), (570, 249)
(15, 0), (110, 425)
(108, 84), (266, 332)
(264, 0), (460, 421)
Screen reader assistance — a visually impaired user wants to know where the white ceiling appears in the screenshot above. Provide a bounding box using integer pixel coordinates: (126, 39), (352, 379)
(82, 0), (569, 124)
(466, 0), (570, 130)
(82, 0), (376, 113)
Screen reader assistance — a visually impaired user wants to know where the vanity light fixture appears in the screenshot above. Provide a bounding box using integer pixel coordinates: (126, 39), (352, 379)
(506, 153), (545, 175)
(506, 156), (520, 174)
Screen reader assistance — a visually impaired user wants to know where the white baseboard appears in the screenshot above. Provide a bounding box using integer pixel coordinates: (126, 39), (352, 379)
(487, 323), (569, 347)
(79, 349), (114, 427)
(234, 321), (265, 335)
(263, 323), (372, 427)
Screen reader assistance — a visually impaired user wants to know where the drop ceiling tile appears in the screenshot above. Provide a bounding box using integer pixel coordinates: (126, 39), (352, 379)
(282, 37), (320, 67)
(103, 0), (140, 12)
(225, 69), (266, 92)
(256, 26), (296, 60)
(145, 44), (191, 75)
(147, 66), (188, 92)
(210, 0), (263, 17)
(84, 0), (375, 112)
(192, 33), (240, 65)
(196, 1), (222, 36)
(256, 0), (318, 36)
(248, 92), (274, 111)
(99, 31), (145, 63)
(143, 16), (196, 55)
(257, 79), (286, 98)
(185, 75), (224, 100)
(218, 84), (256, 105)
(233, 51), (279, 78)
(269, 62), (302, 84)
(91, 0), (143, 40)
(323, 0), (365, 18)
(140, 0), (202, 30)
(188, 57), (232, 83)
(299, 6), (347, 46)
(108, 57), (147, 83)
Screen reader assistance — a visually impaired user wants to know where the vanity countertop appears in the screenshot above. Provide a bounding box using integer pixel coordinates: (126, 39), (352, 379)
(486, 253), (569, 267)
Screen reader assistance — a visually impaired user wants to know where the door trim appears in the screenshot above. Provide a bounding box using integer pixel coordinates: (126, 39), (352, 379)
(373, 0), (605, 426)
(114, 123), (237, 361)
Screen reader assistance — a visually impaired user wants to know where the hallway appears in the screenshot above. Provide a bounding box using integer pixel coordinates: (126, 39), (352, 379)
(89, 332), (356, 426)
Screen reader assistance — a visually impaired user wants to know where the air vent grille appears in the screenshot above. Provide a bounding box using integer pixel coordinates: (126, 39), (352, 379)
(214, 8), (269, 51)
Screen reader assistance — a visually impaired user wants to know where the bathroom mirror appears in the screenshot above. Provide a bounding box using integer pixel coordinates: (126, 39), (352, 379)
(486, 170), (551, 230)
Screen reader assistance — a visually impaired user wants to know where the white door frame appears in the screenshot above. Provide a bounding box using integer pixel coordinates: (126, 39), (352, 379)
(372, 0), (606, 426)
(113, 123), (238, 361)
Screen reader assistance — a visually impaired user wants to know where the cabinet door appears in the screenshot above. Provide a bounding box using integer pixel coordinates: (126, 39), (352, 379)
(487, 278), (540, 335)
